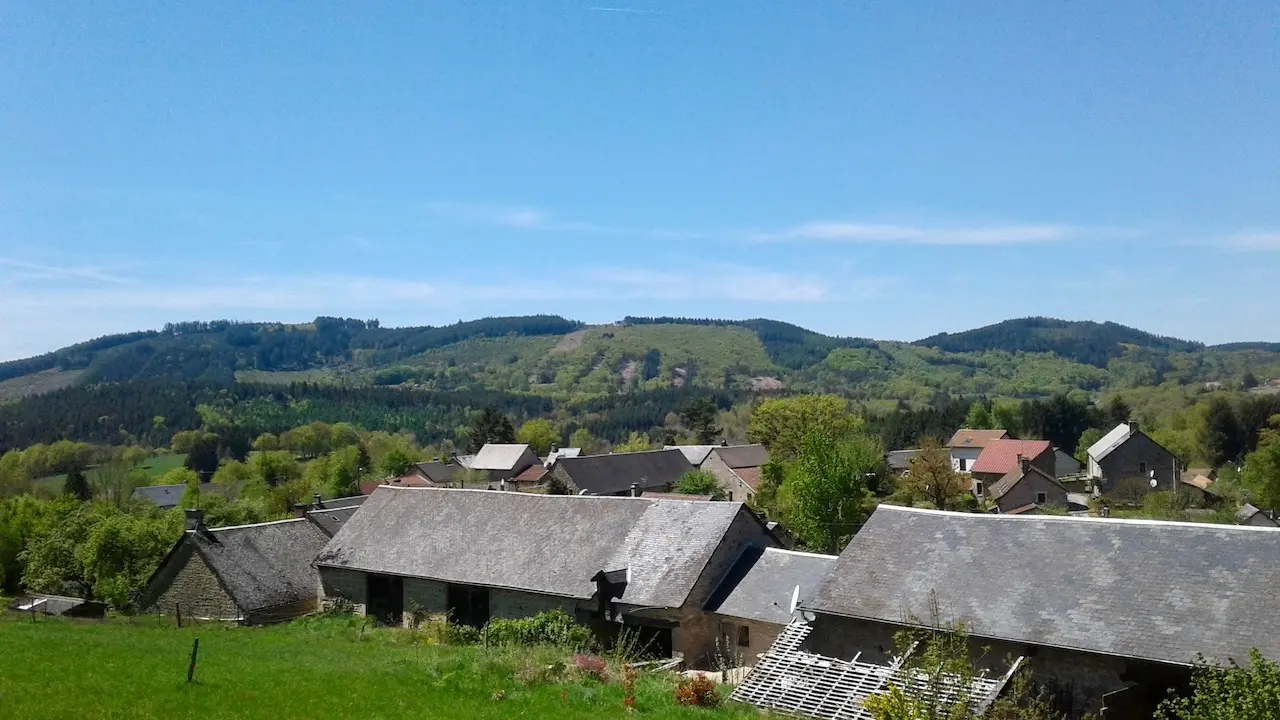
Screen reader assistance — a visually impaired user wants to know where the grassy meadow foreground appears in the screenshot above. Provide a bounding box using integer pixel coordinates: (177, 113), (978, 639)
(0, 612), (753, 720)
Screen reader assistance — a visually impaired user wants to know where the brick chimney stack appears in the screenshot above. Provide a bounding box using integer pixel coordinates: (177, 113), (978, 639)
(1018, 454), (1031, 473)
(184, 509), (204, 532)
(313, 493), (323, 509)
(630, 483), (639, 497)
(1129, 419), (1140, 433)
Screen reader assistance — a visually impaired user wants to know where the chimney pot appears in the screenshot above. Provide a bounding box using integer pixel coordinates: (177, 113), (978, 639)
(1128, 419), (1140, 433)
(313, 493), (322, 508)
(1019, 454), (1031, 473)
(184, 509), (204, 532)
(630, 482), (639, 497)
(550, 443), (559, 453)
(720, 439), (728, 447)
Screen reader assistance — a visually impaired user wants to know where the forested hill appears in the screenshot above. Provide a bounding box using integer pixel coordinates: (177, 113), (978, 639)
(913, 317), (1204, 367)
(1, 313), (1278, 451)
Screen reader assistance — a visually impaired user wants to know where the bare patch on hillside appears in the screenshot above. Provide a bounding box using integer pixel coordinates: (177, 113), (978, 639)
(0, 369), (83, 401)
(750, 376), (785, 392)
(620, 359), (640, 385)
(550, 328), (590, 354)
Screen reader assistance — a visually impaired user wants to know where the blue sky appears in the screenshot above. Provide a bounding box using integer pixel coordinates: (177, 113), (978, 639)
(2, 2), (1278, 361)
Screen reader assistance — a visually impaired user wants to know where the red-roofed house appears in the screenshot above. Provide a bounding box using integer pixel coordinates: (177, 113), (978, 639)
(510, 465), (549, 487)
(946, 429), (1010, 473)
(970, 439), (1053, 488)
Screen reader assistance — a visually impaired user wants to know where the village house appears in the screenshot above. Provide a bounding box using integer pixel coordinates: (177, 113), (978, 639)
(543, 446), (581, 467)
(885, 449), (919, 475)
(793, 505), (1280, 718)
(702, 547), (836, 663)
(1178, 468), (1217, 505)
(1086, 421), (1179, 494)
(665, 445), (720, 467)
(1054, 447), (1082, 478)
(985, 456), (1070, 513)
(946, 429), (1009, 473)
(1237, 503), (1278, 528)
(132, 481), (234, 510)
(549, 449), (694, 496)
(700, 444), (769, 502)
(141, 510), (329, 624)
(468, 443), (541, 482)
(314, 487), (779, 666)
(969, 438), (1053, 491)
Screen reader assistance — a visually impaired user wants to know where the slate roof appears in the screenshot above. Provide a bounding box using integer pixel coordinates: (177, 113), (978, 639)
(412, 461), (458, 484)
(471, 444), (534, 471)
(1237, 504), (1277, 526)
(1087, 423), (1137, 462)
(986, 463), (1065, 501)
(306, 506), (362, 537)
(666, 445), (718, 466)
(555, 449), (694, 495)
(946, 429), (1009, 449)
(705, 547), (837, 626)
(713, 444), (770, 469)
(196, 518), (329, 613)
(132, 482), (234, 509)
(544, 447), (582, 466)
(887, 450), (919, 472)
(970, 439), (1052, 475)
(804, 504), (1280, 667)
(317, 487), (747, 609)
(1002, 504), (1042, 515)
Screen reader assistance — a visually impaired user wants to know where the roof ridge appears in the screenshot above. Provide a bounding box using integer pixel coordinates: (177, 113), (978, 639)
(764, 547), (840, 560)
(208, 517), (310, 532)
(877, 503), (1280, 531)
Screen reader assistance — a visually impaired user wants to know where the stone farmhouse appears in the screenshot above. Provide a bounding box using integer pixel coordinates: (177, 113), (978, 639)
(314, 487), (779, 667)
(969, 438), (1053, 488)
(142, 510), (329, 624)
(467, 443), (541, 482)
(793, 504), (1280, 719)
(549, 448), (694, 496)
(699, 445), (769, 503)
(1086, 420), (1179, 494)
(984, 456), (1070, 513)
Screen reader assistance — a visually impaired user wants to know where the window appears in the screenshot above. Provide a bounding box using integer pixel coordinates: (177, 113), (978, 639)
(974, 481), (984, 497)
(1139, 462), (1148, 475)
(737, 625), (751, 648)
(1036, 492), (1048, 505)
(958, 458), (968, 472)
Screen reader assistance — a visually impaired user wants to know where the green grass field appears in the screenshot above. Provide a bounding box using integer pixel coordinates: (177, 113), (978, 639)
(0, 613), (754, 720)
(31, 453), (190, 495)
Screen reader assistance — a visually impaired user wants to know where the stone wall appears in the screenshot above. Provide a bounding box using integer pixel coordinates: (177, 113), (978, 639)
(714, 615), (785, 666)
(673, 507), (780, 668)
(318, 566), (368, 614)
(244, 598), (319, 625)
(700, 454), (755, 502)
(148, 542), (241, 621)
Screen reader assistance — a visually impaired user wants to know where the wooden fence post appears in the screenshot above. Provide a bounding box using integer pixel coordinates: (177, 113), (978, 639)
(186, 638), (200, 683)
(175, 603), (182, 629)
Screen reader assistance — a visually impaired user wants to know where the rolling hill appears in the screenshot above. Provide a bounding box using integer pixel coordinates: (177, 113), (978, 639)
(0, 314), (1277, 451)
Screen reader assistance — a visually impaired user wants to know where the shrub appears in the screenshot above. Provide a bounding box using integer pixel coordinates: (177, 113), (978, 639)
(515, 660), (567, 687)
(674, 675), (722, 708)
(571, 654), (608, 682)
(480, 609), (595, 650)
(442, 623), (482, 645)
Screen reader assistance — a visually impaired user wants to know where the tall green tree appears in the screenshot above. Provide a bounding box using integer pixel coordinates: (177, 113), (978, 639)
(673, 470), (727, 500)
(1156, 649), (1280, 720)
(1201, 397), (1244, 467)
(1105, 394), (1132, 426)
(1243, 428), (1280, 512)
(1074, 427), (1105, 467)
(679, 396), (721, 444)
(777, 430), (881, 554)
(466, 407), (516, 453)
(379, 447), (418, 478)
(903, 439), (969, 512)
(515, 419), (559, 457)
(964, 402), (993, 430)
(568, 427), (601, 455)
(184, 433), (221, 478)
(63, 467), (92, 502)
(748, 394), (861, 460)
(612, 432), (653, 453)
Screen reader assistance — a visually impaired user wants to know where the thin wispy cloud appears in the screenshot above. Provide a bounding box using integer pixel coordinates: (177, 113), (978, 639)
(0, 257), (134, 284)
(589, 6), (660, 15)
(1218, 232), (1280, 251)
(763, 221), (1074, 246)
(424, 201), (607, 233)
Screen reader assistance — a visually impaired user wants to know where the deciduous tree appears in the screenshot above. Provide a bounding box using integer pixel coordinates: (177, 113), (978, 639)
(64, 467), (92, 502)
(903, 439), (969, 512)
(680, 397), (721, 444)
(673, 470), (727, 500)
(748, 395), (861, 460)
(777, 430), (880, 554)
(516, 419), (559, 457)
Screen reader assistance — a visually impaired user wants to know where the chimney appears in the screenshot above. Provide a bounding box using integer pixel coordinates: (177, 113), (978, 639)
(550, 443), (559, 453)
(313, 493), (323, 509)
(499, 479), (507, 492)
(720, 439), (728, 447)
(1018, 454), (1031, 473)
(184, 509), (205, 532)
(1128, 419), (1140, 433)
(630, 483), (639, 497)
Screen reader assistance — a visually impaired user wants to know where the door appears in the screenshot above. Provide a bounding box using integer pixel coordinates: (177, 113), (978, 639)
(446, 584), (491, 628)
(366, 574), (404, 625)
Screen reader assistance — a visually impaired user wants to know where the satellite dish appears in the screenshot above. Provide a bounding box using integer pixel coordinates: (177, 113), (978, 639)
(789, 585), (801, 614)
(1149, 470), (1158, 489)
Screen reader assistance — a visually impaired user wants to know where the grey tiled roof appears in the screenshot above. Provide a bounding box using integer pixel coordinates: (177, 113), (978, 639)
(198, 519), (329, 613)
(713, 444), (770, 469)
(556, 449), (694, 495)
(306, 506), (361, 537)
(705, 547), (837, 625)
(805, 504), (1280, 666)
(132, 482), (233, 509)
(886, 449), (919, 471)
(317, 487), (745, 609)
